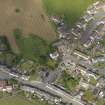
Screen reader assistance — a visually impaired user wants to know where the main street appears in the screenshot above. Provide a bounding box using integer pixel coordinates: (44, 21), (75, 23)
(0, 65), (83, 105)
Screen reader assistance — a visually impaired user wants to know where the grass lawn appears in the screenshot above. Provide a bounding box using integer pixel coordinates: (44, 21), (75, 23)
(99, 37), (105, 45)
(0, 94), (48, 105)
(89, 77), (97, 86)
(96, 98), (105, 105)
(13, 29), (54, 65)
(83, 89), (96, 102)
(18, 60), (35, 72)
(43, 0), (98, 27)
(57, 71), (80, 91)
(29, 72), (41, 81)
(83, 89), (105, 104)
(94, 61), (105, 68)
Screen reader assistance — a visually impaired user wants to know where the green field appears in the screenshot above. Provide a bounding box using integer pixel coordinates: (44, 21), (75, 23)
(0, 94), (48, 105)
(43, 0), (98, 26)
(13, 29), (55, 65)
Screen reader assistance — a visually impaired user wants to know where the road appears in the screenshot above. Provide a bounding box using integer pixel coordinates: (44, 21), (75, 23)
(22, 80), (83, 105)
(0, 65), (83, 105)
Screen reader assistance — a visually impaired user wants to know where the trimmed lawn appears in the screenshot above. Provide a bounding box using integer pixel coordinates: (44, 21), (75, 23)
(43, 0), (98, 27)
(0, 95), (48, 105)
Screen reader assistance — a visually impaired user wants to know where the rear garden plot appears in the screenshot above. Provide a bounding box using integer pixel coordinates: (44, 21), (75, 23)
(57, 71), (80, 91)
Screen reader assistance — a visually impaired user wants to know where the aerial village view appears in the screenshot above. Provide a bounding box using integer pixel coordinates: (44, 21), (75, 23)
(0, 0), (105, 105)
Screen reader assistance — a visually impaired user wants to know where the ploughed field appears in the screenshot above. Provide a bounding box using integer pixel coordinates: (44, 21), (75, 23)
(0, 0), (56, 53)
